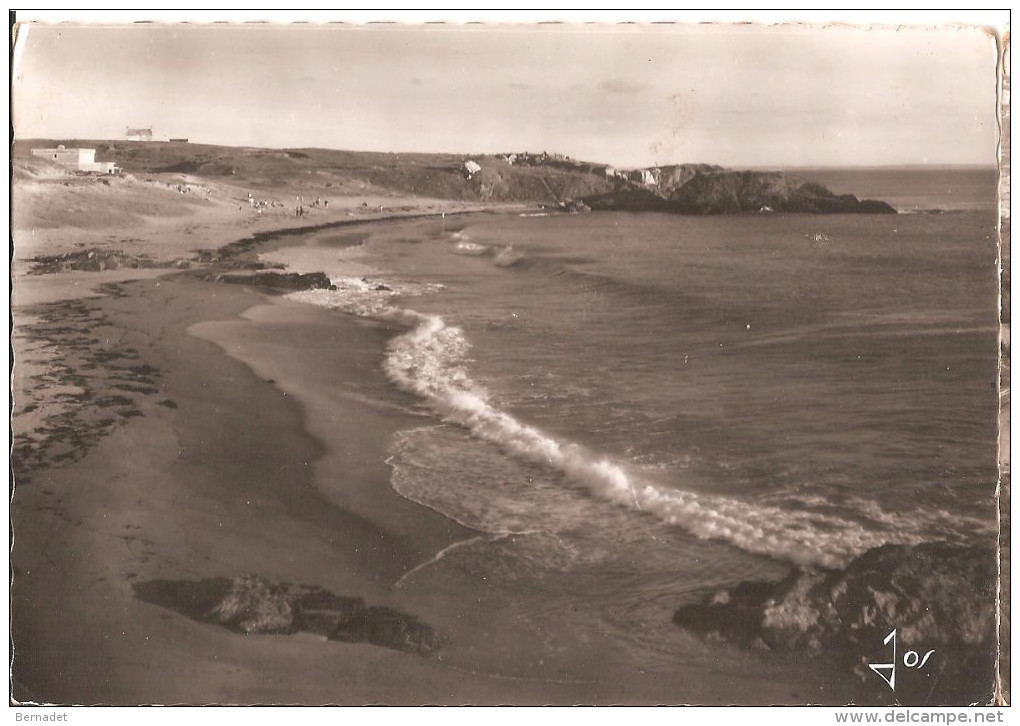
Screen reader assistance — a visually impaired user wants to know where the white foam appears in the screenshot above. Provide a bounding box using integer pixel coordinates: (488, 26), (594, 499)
(289, 282), (923, 569)
(450, 241), (488, 256)
(493, 245), (521, 266)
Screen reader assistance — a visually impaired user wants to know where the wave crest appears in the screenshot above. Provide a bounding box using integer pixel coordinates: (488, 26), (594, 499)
(290, 282), (924, 569)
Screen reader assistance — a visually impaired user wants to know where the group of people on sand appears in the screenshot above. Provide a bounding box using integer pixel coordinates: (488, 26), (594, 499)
(294, 195), (329, 217)
(236, 192), (332, 217)
(240, 191), (284, 215)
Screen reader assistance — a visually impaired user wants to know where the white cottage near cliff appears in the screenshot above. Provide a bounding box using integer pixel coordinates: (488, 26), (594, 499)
(31, 145), (119, 174)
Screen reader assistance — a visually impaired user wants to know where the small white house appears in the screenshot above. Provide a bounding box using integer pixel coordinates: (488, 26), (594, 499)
(126, 127), (152, 141)
(31, 145), (119, 174)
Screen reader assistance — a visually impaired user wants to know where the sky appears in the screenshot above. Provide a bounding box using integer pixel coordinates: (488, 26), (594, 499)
(11, 15), (1004, 168)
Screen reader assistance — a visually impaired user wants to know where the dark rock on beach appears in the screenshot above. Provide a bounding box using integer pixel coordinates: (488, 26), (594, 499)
(206, 575), (296, 634)
(673, 543), (997, 705)
(331, 606), (445, 654)
(293, 590), (367, 637)
(216, 271), (336, 291)
(133, 575), (444, 655)
(131, 576), (296, 635)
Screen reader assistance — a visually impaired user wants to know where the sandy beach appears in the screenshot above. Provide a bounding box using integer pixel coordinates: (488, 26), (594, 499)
(13, 172), (819, 704)
(10, 178), (507, 702)
(11, 269), (483, 704)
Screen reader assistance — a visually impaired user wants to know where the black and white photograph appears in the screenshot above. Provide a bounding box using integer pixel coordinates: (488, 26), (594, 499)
(9, 11), (1010, 708)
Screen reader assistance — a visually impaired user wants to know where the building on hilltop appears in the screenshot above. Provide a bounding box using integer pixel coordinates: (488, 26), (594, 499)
(126, 127), (153, 141)
(31, 145), (119, 174)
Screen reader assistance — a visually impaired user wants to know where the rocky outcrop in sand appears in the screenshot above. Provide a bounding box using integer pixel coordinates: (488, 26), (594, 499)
(205, 576), (296, 634)
(331, 606), (445, 653)
(134, 575), (445, 654)
(673, 543), (997, 705)
(216, 271), (336, 291)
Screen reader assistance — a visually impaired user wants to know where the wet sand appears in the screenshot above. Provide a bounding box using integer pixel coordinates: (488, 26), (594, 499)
(12, 272), (517, 704)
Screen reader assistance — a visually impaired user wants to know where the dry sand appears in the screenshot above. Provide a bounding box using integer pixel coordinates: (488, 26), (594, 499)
(12, 161), (519, 263)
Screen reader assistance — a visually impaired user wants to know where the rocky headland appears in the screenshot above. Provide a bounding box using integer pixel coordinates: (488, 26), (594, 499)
(586, 167), (896, 215)
(665, 170), (897, 214)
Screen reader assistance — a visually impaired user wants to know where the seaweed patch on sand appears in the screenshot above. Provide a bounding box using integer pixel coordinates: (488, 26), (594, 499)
(12, 284), (167, 480)
(27, 247), (190, 275)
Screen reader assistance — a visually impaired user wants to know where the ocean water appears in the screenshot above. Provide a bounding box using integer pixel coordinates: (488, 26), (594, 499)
(267, 168), (1001, 691)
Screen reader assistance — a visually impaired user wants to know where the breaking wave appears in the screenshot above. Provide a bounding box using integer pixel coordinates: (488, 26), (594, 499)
(289, 281), (924, 570)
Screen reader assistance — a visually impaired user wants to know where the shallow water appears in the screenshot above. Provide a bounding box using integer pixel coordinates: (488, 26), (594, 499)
(265, 168), (1000, 697)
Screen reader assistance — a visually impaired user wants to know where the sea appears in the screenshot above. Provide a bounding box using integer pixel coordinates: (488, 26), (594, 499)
(264, 167), (1001, 697)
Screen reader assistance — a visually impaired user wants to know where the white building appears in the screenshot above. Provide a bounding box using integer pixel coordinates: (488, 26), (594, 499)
(31, 145), (119, 174)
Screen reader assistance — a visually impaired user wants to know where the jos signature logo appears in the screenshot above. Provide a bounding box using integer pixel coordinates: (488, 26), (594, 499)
(868, 629), (936, 691)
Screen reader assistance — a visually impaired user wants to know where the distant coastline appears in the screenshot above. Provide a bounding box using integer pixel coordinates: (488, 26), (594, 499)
(13, 138), (900, 216)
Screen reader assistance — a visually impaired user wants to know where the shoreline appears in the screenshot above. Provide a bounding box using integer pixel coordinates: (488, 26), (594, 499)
(11, 198), (1002, 704)
(11, 207), (812, 704)
(13, 182), (537, 267)
(11, 271), (519, 704)
(187, 288), (480, 569)
(11, 204), (503, 703)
